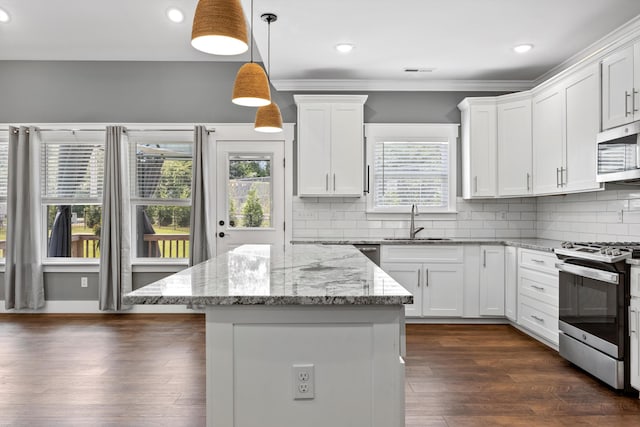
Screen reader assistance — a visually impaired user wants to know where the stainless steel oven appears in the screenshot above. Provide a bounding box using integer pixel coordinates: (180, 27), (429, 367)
(555, 242), (633, 391)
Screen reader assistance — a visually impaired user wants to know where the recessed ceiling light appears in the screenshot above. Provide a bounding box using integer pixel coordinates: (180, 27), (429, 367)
(0, 8), (10, 23)
(166, 8), (184, 23)
(335, 43), (354, 53)
(513, 44), (533, 54)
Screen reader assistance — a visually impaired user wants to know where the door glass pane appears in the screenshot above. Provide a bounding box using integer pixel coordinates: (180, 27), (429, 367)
(228, 155), (272, 228)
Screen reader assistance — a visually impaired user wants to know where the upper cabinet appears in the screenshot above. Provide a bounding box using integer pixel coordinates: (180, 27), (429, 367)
(532, 64), (603, 196)
(459, 98), (497, 199)
(497, 96), (532, 197)
(295, 95), (367, 197)
(601, 43), (640, 130)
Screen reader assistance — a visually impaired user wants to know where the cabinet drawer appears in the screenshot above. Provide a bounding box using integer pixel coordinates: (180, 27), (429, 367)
(518, 295), (559, 345)
(382, 245), (464, 263)
(631, 266), (640, 298)
(519, 268), (558, 306)
(519, 249), (558, 274)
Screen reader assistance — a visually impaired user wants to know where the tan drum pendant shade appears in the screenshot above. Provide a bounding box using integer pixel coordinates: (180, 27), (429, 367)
(232, 62), (271, 107)
(255, 102), (283, 133)
(191, 0), (249, 55)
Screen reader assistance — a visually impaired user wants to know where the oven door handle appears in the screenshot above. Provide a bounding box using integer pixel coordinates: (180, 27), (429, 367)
(555, 262), (619, 285)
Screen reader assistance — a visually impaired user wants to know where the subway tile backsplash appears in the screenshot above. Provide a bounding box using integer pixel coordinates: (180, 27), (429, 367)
(292, 197), (538, 240)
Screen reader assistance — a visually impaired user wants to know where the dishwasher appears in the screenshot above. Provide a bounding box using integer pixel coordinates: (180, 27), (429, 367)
(353, 244), (380, 266)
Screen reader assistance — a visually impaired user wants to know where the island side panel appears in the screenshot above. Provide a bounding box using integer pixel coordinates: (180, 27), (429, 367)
(205, 305), (405, 427)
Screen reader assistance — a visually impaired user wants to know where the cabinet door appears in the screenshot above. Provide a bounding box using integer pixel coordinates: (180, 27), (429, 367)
(298, 104), (331, 196)
(602, 45), (635, 130)
(505, 246), (517, 322)
(423, 263), (464, 317)
(497, 99), (532, 196)
(381, 262), (423, 317)
(533, 86), (565, 195)
(564, 64), (603, 193)
(631, 299), (640, 391)
(479, 246), (505, 316)
(469, 104), (497, 197)
(331, 104), (363, 196)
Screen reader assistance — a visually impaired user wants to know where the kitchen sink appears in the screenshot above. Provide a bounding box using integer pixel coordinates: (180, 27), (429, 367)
(384, 237), (451, 241)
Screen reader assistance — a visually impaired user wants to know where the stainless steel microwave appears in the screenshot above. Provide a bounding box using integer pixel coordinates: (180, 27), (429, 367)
(596, 120), (640, 183)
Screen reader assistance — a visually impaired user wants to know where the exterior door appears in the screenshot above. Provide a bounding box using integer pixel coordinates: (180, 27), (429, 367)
(216, 140), (285, 255)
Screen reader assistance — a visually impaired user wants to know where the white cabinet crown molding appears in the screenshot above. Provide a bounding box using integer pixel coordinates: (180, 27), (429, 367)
(293, 94), (368, 104)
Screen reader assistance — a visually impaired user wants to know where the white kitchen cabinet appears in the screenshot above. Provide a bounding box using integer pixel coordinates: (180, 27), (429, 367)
(459, 98), (497, 199)
(532, 84), (565, 195)
(479, 245), (505, 316)
(601, 44), (639, 130)
(383, 262), (422, 317)
(563, 64), (604, 193)
(497, 96), (532, 197)
(294, 95), (367, 197)
(631, 297), (640, 391)
(517, 248), (559, 346)
(382, 245), (464, 318)
(505, 246), (517, 322)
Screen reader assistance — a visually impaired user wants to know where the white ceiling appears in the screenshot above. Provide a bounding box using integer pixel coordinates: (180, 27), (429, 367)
(1, 0), (640, 91)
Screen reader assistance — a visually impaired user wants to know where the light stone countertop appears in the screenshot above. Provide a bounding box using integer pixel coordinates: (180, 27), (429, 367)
(123, 244), (413, 306)
(291, 238), (564, 253)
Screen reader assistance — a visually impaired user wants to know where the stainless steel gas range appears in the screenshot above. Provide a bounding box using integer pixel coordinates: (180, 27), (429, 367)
(555, 241), (637, 392)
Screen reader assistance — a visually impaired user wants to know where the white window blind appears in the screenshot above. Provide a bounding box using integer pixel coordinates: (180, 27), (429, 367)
(131, 142), (193, 201)
(41, 141), (104, 201)
(374, 140), (449, 208)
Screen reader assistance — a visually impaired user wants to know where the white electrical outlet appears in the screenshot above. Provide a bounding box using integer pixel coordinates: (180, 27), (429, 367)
(617, 210), (624, 223)
(81, 277), (88, 288)
(292, 364), (315, 400)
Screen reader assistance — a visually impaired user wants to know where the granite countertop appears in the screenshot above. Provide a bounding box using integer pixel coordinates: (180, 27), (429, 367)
(291, 238), (563, 253)
(123, 244), (413, 306)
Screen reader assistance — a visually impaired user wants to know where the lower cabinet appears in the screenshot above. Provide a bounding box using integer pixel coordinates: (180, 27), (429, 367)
(630, 297), (640, 391)
(382, 246), (464, 318)
(505, 246), (517, 322)
(479, 245), (505, 316)
(517, 249), (559, 345)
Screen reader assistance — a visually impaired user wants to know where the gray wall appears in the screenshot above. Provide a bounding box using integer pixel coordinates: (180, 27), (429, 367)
(0, 60), (507, 301)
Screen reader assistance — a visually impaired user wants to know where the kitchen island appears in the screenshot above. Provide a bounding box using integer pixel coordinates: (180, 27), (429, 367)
(124, 244), (412, 427)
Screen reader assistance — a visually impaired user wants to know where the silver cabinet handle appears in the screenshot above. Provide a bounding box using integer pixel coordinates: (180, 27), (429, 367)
(325, 173), (329, 191)
(333, 173), (336, 191)
(626, 91), (631, 116)
(531, 259), (545, 264)
(556, 167), (561, 188)
(561, 167), (566, 186)
(358, 247), (377, 253)
(531, 285), (545, 291)
(526, 172), (530, 191)
(417, 269), (420, 288)
(425, 269), (429, 287)
(630, 308), (636, 335)
(531, 315), (544, 322)
(474, 176), (478, 194)
(483, 250), (486, 268)
(634, 89), (639, 113)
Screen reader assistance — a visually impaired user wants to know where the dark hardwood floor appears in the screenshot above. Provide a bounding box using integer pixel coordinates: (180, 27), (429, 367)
(1, 315), (639, 426)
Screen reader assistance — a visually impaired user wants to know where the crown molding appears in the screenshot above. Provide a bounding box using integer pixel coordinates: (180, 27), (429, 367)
(272, 78), (534, 92)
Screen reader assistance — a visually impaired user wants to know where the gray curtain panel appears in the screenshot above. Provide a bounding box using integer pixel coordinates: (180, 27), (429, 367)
(189, 125), (214, 266)
(4, 126), (44, 310)
(98, 126), (132, 311)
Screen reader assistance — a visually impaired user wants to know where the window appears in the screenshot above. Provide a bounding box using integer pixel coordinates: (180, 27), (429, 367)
(0, 133), (7, 260)
(365, 124), (458, 213)
(129, 132), (193, 260)
(40, 131), (105, 259)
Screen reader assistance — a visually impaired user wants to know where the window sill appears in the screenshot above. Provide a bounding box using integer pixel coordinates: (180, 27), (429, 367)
(42, 262), (100, 273)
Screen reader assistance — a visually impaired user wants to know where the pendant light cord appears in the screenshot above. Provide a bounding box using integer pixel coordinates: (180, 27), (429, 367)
(267, 17), (271, 77)
(250, 0), (254, 63)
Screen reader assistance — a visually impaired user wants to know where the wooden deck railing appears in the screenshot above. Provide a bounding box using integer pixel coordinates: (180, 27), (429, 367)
(143, 234), (190, 258)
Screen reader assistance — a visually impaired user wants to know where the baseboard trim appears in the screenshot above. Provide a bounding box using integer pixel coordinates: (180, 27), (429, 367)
(406, 317), (510, 325)
(0, 300), (202, 314)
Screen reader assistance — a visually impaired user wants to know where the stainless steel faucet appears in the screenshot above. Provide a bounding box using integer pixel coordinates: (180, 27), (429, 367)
(410, 204), (424, 239)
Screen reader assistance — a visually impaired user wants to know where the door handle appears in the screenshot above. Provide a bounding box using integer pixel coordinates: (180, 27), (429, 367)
(556, 167), (561, 188)
(634, 89), (639, 113)
(333, 173), (336, 191)
(325, 173), (329, 191)
(526, 172), (530, 191)
(626, 91), (632, 117)
(417, 269), (420, 288)
(483, 250), (486, 268)
(364, 165), (370, 194)
(474, 176), (478, 193)
(630, 308), (636, 335)
(425, 269), (429, 287)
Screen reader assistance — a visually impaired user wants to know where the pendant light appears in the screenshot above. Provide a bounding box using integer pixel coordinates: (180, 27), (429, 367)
(191, 0), (249, 56)
(255, 13), (283, 133)
(231, 0), (271, 107)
